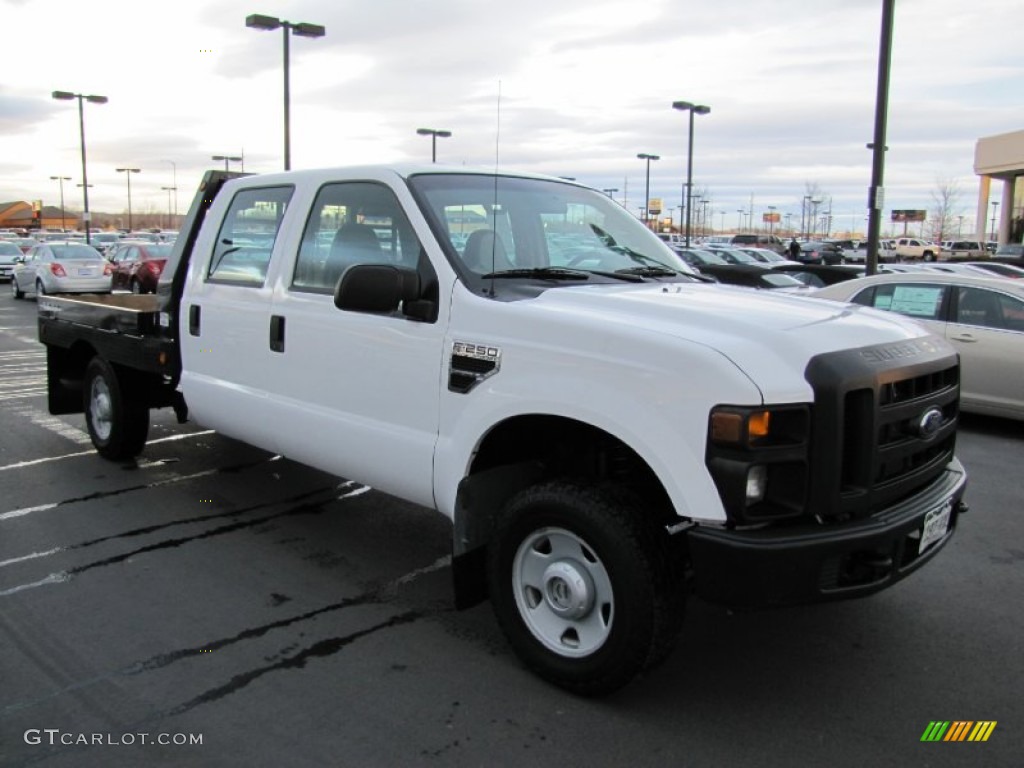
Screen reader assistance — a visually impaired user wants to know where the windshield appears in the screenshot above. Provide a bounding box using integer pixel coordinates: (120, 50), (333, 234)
(409, 173), (695, 283)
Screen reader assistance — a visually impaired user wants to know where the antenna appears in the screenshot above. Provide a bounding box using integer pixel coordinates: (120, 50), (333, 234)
(489, 80), (502, 297)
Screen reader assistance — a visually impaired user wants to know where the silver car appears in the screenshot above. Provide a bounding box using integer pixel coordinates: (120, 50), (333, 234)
(812, 272), (1024, 421)
(11, 242), (112, 298)
(0, 240), (22, 281)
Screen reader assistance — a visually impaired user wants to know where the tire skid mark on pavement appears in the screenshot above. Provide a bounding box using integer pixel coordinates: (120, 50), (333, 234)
(0, 451), (287, 522)
(0, 482), (355, 571)
(1, 554), (451, 716)
(0, 482), (363, 596)
(0, 429), (216, 472)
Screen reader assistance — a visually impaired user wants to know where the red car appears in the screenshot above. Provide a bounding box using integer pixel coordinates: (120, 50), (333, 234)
(107, 241), (172, 293)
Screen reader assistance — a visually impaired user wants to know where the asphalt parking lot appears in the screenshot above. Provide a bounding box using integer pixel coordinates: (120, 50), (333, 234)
(1, 291), (1021, 768)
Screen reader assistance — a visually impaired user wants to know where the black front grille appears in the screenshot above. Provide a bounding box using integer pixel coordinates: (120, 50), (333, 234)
(805, 338), (960, 521)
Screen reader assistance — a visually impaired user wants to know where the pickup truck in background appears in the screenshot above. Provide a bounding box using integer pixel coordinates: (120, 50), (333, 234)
(37, 167), (968, 695)
(893, 237), (942, 261)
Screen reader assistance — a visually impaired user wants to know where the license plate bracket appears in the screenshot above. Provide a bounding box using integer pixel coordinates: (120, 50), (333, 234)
(919, 500), (952, 554)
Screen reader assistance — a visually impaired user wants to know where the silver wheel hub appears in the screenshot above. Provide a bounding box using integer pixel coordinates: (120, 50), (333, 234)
(90, 377), (113, 441)
(512, 527), (613, 657)
(542, 560), (594, 619)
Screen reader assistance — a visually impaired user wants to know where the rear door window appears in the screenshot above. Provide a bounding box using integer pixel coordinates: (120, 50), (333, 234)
(208, 186), (294, 286)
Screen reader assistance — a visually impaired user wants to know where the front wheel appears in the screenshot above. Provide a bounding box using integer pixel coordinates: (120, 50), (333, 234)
(487, 481), (685, 696)
(83, 357), (149, 460)
(11, 278), (24, 299)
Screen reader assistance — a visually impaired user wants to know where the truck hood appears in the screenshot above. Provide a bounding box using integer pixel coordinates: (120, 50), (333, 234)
(528, 282), (944, 401)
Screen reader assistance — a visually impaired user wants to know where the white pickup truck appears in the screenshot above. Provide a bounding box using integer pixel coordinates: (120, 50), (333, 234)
(38, 166), (968, 695)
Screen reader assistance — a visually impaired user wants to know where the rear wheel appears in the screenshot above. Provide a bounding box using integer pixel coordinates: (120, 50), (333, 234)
(11, 278), (24, 299)
(35, 279), (46, 296)
(83, 357), (149, 460)
(487, 480), (685, 696)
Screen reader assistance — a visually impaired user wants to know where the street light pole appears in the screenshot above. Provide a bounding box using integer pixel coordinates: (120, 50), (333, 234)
(50, 176), (71, 232)
(989, 201), (999, 242)
(416, 128), (452, 163)
(246, 14), (326, 171)
(636, 153), (659, 228)
(212, 154), (244, 172)
(52, 90), (107, 245)
(671, 100), (710, 248)
(116, 168), (141, 231)
(161, 186), (176, 229)
(162, 159), (178, 220)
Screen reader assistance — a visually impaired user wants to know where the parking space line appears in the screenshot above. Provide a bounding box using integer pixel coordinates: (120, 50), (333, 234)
(0, 430), (216, 472)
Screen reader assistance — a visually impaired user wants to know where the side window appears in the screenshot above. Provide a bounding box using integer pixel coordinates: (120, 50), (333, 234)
(208, 185), (294, 286)
(956, 287), (1022, 331)
(867, 283), (946, 320)
(292, 181), (422, 293)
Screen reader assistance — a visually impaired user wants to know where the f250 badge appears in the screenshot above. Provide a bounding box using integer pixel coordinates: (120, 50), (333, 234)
(449, 341), (502, 393)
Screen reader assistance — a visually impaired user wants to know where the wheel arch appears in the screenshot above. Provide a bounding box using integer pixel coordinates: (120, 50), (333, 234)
(46, 340), (100, 415)
(451, 413), (678, 610)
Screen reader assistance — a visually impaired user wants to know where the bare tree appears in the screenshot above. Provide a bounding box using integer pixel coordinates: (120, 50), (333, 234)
(802, 182), (828, 239)
(929, 177), (962, 243)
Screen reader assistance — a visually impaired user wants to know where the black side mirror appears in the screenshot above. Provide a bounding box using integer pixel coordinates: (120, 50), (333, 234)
(334, 264), (425, 317)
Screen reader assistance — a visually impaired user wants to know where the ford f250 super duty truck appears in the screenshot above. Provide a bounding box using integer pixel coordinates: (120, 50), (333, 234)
(37, 167), (968, 695)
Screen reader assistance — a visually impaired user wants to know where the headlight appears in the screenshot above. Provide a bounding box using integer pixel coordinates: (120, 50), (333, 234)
(706, 405), (810, 523)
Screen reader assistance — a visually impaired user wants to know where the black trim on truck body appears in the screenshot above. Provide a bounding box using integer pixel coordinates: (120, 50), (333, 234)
(688, 457), (967, 608)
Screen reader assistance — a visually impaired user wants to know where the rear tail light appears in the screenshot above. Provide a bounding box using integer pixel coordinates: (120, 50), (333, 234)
(50, 263), (67, 277)
(103, 262), (113, 276)
(146, 260), (165, 275)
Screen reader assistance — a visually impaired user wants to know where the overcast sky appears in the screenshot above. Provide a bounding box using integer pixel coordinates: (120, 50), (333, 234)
(0, 0), (1019, 234)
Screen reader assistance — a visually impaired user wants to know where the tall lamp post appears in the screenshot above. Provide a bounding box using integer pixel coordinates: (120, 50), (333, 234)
(52, 90), (107, 246)
(671, 100), (710, 248)
(50, 176), (71, 232)
(245, 13), (326, 171)
(116, 168), (141, 231)
(989, 201), (999, 242)
(161, 186), (177, 229)
(415, 128), (452, 163)
(212, 154), (244, 172)
(162, 159), (178, 222)
(601, 188), (619, 201)
(636, 153), (660, 227)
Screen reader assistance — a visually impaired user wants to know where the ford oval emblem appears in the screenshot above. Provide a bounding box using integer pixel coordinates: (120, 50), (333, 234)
(915, 407), (944, 439)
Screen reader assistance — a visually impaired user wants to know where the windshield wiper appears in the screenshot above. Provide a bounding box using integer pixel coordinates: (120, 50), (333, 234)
(480, 267), (591, 280)
(615, 266), (682, 278)
(588, 223), (678, 270)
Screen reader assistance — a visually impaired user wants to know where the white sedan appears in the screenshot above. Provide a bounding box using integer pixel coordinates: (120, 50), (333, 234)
(11, 241), (112, 298)
(812, 272), (1024, 421)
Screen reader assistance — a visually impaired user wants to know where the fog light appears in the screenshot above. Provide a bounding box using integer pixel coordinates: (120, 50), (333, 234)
(746, 465), (767, 504)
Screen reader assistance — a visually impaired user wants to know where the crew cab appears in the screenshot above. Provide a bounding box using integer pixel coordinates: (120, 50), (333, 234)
(37, 166), (968, 695)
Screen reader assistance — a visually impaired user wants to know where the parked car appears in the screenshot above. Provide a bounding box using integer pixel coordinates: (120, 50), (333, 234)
(893, 237), (941, 261)
(10, 237), (39, 255)
(940, 240), (987, 259)
(10, 241), (112, 298)
(89, 232), (123, 254)
(703, 245), (771, 267)
(107, 241), (173, 293)
(695, 263), (809, 292)
(729, 233), (786, 254)
(964, 261), (1024, 279)
(770, 263), (866, 288)
(0, 240), (22, 281)
(994, 243), (1024, 260)
(795, 241), (843, 265)
(812, 272), (1024, 421)
(672, 247), (734, 270)
(734, 247), (800, 266)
